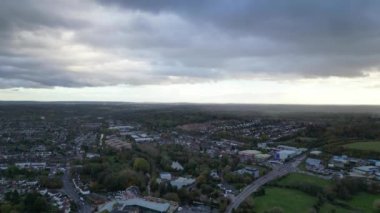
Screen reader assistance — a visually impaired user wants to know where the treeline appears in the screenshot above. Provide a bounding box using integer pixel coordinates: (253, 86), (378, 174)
(305, 116), (380, 141)
(0, 191), (58, 213)
(268, 177), (380, 212)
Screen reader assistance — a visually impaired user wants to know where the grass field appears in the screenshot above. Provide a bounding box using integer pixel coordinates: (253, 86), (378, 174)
(348, 192), (380, 213)
(242, 185), (380, 213)
(319, 203), (356, 213)
(343, 141), (380, 153)
(253, 187), (317, 213)
(277, 173), (332, 188)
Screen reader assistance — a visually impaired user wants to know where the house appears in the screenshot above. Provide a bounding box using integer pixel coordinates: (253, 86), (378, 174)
(235, 167), (260, 178)
(170, 177), (195, 189)
(160, 172), (172, 181)
(171, 161), (184, 171)
(86, 153), (100, 159)
(210, 170), (220, 179)
(257, 143), (268, 149)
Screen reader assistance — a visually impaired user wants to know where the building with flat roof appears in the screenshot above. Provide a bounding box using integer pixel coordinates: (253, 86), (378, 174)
(98, 197), (177, 213)
(352, 166), (378, 176)
(255, 153), (271, 162)
(238, 150), (269, 162)
(306, 158), (322, 168)
(275, 150), (297, 161)
(160, 172), (172, 181)
(122, 198), (170, 213)
(170, 177), (195, 189)
(238, 150), (261, 156)
(310, 150), (322, 156)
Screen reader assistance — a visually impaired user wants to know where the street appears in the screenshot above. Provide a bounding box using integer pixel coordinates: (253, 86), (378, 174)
(225, 155), (306, 213)
(62, 165), (92, 213)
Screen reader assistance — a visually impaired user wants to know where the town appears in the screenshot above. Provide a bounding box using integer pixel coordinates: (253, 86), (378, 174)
(0, 103), (379, 213)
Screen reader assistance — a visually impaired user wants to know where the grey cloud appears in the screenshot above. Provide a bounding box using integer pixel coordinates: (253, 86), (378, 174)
(1, 0), (380, 88)
(94, 0), (380, 78)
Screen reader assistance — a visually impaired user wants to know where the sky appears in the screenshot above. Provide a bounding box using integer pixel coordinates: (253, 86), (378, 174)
(1, 0), (380, 104)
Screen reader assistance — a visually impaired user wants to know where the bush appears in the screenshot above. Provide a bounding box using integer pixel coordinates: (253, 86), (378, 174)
(163, 192), (180, 202)
(133, 158), (150, 173)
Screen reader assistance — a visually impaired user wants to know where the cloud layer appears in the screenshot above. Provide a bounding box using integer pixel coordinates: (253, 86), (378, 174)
(1, 0), (380, 88)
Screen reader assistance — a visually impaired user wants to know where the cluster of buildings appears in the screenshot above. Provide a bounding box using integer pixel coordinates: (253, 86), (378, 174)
(329, 155), (380, 180)
(158, 172), (196, 189)
(238, 145), (306, 164)
(109, 124), (160, 143)
(203, 120), (305, 141)
(234, 166), (260, 178)
(39, 190), (72, 213)
(304, 152), (380, 181)
(73, 177), (90, 195)
(104, 135), (132, 151)
(0, 179), (72, 212)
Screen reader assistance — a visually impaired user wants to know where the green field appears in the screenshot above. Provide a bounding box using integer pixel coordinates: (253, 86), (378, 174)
(277, 173), (332, 188)
(348, 192), (380, 213)
(320, 203), (356, 213)
(241, 185), (380, 213)
(253, 187), (317, 213)
(343, 141), (380, 153)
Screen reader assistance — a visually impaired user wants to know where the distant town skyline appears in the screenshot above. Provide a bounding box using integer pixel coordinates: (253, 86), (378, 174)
(1, 0), (380, 104)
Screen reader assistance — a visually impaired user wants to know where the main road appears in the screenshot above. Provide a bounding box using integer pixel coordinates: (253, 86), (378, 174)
(225, 155), (306, 213)
(62, 164), (92, 213)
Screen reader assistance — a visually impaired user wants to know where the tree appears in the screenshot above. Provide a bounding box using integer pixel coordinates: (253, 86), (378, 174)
(163, 192), (180, 202)
(0, 203), (12, 213)
(39, 176), (63, 189)
(373, 199), (380, 213)
(133, 158), (150, 173)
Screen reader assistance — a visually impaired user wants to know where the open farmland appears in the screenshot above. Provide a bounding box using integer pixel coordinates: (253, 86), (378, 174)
(343, 141), (380, 153)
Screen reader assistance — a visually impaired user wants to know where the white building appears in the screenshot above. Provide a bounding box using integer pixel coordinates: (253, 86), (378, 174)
(160, 172), (172, 181)
(310, 150), (322, 156)
(275, 150), (297, 161)
(15, 162), (46, 169)
(170, 177), (195, 189)
(171, 161), (184, 171)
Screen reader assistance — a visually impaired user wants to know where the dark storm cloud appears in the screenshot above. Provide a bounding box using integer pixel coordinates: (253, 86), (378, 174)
(1, 0), (380, 88)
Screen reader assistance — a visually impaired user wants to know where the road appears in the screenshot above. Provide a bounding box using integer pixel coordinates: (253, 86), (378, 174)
(225, 155), (306, 213)
(62, 165), (92, 213)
